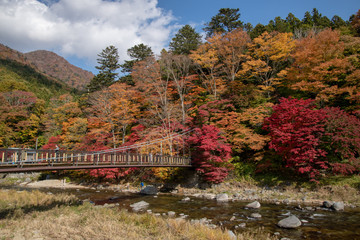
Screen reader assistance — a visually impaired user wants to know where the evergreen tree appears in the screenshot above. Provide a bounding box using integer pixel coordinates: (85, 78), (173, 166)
(120, 43), (153, 85)
(302, 11), (314, 26)
(272, 16), (291, 32)
(204, 8), (244, 37)
(286, 13), (301, 32)
(311, 8), (322, 26)
(243, 22), (253, 32)
(169, 25), (202, 55)
(249, 23), (266, 39)
(331, 15), (347, 29)
(88, 45), (120, 92)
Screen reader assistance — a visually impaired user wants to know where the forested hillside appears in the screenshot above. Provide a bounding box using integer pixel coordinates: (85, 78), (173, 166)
(1, 8), (360, 184)
(25, 50), (93, 91)
(0, 44), (93, 91)
(0, 58), (70, 100)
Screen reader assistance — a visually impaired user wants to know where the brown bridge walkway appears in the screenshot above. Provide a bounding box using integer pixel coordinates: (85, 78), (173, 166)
(0, 148), (192, 173)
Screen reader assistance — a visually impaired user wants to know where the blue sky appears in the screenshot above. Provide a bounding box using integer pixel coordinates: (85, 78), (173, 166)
(158, 0), (357, 27)
(0, 0), (358, 74)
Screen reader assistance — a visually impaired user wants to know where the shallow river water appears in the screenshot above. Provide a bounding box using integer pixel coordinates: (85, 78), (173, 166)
(19, 187), (360, 239)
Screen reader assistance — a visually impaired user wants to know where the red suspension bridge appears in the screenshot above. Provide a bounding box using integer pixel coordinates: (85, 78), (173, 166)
(0, 129), (194, 173)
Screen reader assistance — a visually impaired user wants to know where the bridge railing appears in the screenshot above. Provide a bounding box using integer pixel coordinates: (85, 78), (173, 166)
(0, 148), (191, 168)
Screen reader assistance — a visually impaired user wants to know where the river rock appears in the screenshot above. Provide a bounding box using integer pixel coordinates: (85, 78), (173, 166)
(236, 223), (246, 228)
(216, 193), (229, 202)
(175, 217), (186, 223)
(168, 211), (176, 217)
(332, 201), (344, 211)
(305, 206), (314, 211)
(207, 224), (217, 229)
(203, 193), (216, 200)
(140, 185), (158, 195)
(199, 217), (208, 224)
(322, 201), (333, 208)
(277, 215), (302, 229)
(233, 193), (241, 198)
(190, 219), (200, 225)
(246, 201), (261, 209)
(283, 199), (290, 204)
(250, 213), (262, 218)
(181, 197), (190, 202)
(130, 201), (149, 211)
(103, 203), (117, 208)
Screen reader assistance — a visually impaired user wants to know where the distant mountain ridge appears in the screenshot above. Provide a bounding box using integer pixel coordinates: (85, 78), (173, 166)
(25, 50), (93, 91)
(0, 44), (93, 91)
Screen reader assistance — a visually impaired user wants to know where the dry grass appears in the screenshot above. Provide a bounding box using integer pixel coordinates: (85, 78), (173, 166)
(0, 190), (276, 240)
(0, 189), (79, 219)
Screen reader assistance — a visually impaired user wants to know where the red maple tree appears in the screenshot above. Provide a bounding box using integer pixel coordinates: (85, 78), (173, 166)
(187, 125), (232, 183)
(263, 97), (328, 179)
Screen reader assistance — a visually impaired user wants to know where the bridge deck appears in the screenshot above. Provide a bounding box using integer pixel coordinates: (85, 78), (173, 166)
(0, 148), (192, 173)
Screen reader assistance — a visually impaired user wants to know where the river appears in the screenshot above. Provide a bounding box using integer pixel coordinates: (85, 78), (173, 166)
(22, 186), (360, 240)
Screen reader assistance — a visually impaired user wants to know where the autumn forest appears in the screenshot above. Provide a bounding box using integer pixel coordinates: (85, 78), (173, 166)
(1, 8), (360, 184)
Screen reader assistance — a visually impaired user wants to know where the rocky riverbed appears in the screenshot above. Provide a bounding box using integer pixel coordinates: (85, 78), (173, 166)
(2, 175), (360, 239)
(1, 172), (359, 208)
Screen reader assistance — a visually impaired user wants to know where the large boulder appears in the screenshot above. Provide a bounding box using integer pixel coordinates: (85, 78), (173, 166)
(216, 193), (229, 202)
(277, 215), (302, 229)
(140, 185), (158, 195)
(245, 201), (261, 209)
(332, 201), (344, 211)
(130, 201), (149, 211)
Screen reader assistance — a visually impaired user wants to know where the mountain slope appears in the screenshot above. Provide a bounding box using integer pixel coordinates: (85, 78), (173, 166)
(0, 58), (71, 101)
(0, 44), (73, 100)
(0, 44), (93, 91)
(25, 50), (93, 91)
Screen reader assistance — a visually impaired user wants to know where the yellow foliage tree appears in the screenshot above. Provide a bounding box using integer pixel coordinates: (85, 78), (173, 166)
(238, 31), (295, 96)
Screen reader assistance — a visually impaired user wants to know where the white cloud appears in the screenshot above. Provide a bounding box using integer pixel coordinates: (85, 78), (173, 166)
(0, 0), (175, 65)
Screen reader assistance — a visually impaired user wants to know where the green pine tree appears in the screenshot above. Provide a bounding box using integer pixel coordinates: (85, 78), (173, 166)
(169, 25), (202, 55)
(88, 45), (120, 92)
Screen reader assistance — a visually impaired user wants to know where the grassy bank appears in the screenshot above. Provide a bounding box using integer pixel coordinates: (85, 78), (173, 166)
(0, 189), (275, 240)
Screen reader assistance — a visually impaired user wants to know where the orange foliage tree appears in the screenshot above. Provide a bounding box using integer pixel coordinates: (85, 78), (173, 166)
(237, 31), (295, 97)
(44, 94), (86, 149)
(195, 100), (272, 156)
(210, 29), (251, 82)
(190, 41), (224, 100)
(285, 29), (360, 108)
(87, 83), (140, 148)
